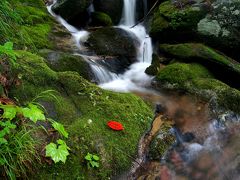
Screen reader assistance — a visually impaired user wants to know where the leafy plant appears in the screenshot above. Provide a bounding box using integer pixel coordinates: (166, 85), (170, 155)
(85, 153), (100, 169)
(0, 41), (17, 68)
(45, 139), (70, 163)
(0, 92), (70, 179)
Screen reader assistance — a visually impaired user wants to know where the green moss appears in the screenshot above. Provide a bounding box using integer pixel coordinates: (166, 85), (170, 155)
(149, 124), (175, 160)
(15, 5), (51, 25)
(150, 1), (206, 36)
(159, 43), (240, 86)
(41, 51), (92, 80)
(14, 50), (58, 86)
(18, 24), (52, 49)
(145, 54), (161, 76)
(91, 12), (113, 26)
(9, 51), (153, 179)
(156, 62), (212, 88)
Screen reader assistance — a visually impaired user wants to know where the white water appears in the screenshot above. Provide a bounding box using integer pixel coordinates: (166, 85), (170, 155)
(47, 0), (90, 50)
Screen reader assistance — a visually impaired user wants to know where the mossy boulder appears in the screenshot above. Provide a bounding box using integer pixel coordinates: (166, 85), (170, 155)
(91, 11), (113, 26)
(159, 43), (240, 88)
(150, 1), (207, 42)
(41, 50), (94, 80)
(148, 126), (175, 161)
(87, 27), (139, 57)
(197, 0), (240, 60)
(9, 50), (153, 179)
(156, 62), (213, 87)
(93, 0), (123, 25)
(145, 54), (162, 76)
(87, 27), (140, 73)
(154, 62), (240, 113)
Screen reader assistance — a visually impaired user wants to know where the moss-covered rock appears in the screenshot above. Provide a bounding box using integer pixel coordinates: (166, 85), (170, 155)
(148, 125), (175, 161)
(91, 11), (113, 26)
(40, 50), (94, 81)
(150, 1), (207, 41)
(197, 0), (240, 60)
(87, 27), (139, 57)
(9, 51), (153, 179)
(52, 0), (92, 21)
(145, 54), (162, 76)
(159, 43), (240, 88)
(87, 27), (140, 72)
(154, 62), (240, 113)
(156, 62), (212, 87)
(93, 0), (123, 25)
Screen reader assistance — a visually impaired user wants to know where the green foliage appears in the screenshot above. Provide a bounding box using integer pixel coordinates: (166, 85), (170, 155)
(21, 103), (46, 123)
(0, 0), (22, 44)
(0, 91), (70, 178)
(85, 153), (100, 168)
(46, 139), (70, 163)
(52, 121), (69, 138)
(0, 42), (17, 67)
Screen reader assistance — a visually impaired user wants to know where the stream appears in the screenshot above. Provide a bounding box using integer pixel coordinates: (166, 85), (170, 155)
(47, 0), (240, 179)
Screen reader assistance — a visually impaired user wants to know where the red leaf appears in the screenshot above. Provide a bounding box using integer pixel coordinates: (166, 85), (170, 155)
(107, 121), (124, 131)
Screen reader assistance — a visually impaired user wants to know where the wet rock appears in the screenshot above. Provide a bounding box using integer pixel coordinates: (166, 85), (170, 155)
(150, 1), (207, 42)
(52, 0), (92, 27)
(40, 50), (94, 81)
(150, 0), (240, 60)
(90, 11), (113, 26)
(197, 0), (240, 60)
(153, 62), (240, 113)
(93, 0), (123, 24)
(149, 129), (175, 160)
(159, 43), (240, 88)
(87, 27), (140, 73)
(145, 53), (164, 76)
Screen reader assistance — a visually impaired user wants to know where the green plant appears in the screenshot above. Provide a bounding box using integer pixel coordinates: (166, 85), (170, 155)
(45, 139), (70, 163)
(84, 153), (100, 169)
(0, 41), (16, 67)
(0, 91), (70, 179)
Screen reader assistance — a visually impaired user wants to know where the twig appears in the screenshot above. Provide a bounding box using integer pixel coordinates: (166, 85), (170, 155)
(131, 0), (159, 28)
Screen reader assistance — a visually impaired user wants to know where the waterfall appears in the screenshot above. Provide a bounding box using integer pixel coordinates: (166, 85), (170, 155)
(120, 0), (137, 26)
(100, 0), (153, 92)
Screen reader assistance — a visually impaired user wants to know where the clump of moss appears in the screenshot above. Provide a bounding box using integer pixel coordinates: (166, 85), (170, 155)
(18, 24), (52, 49)
(150, 1), (206, 38)
(91, 12), (113, 26)
(156, 62), (212, 88)
(41, 50), (93, 80)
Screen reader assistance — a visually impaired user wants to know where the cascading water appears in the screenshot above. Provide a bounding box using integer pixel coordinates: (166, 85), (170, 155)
(120, 0), (137, 26)
(47, 0), (89, 50)
(100, 0), (154, 92)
